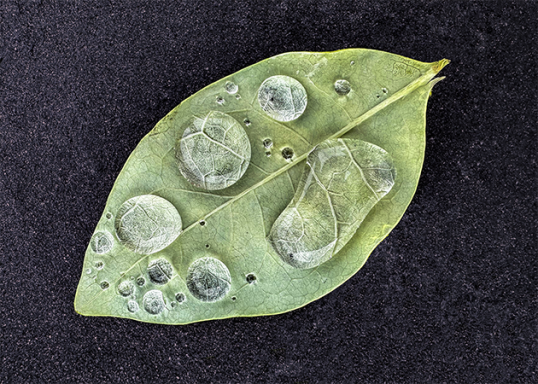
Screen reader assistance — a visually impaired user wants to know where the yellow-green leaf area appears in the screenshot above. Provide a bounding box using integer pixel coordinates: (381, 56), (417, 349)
(75, 49), (448, 324)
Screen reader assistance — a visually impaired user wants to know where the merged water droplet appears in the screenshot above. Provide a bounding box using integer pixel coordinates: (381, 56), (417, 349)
(143, 290), (165, 315)
(147, 258), (173, 285)
(334, 79), (351, 95)
(115, 195), (182, 255)
(127, 300), (139, 313)
(90, 231), (114, 254)
(176, 111), (251, 190)
(225, 81), (238, 94)
(186, 257), (231, 302)
(257, 75), (307, 122)
(118, 281), (134, 297)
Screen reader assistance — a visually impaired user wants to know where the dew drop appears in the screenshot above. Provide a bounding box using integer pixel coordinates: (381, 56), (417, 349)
(175, 292), (185, 303)
(334, 79), (351, 95)
(281, 147), (294, 160)
(225, 81), (238, 94)
(243, 118), (251, 126)
(170, 301), (177, 308)
(216, 96), (224, 105)
(257, 75), (307, 122)
(115, 195), (182, 255)
(199, 220), (206, 226)
(86, 268), (92, 274)
(105, 212), (112, 220)
(100, 281), (110, 290)
(90, 231), (114, 254)
(263, 138), (273, 149)
(118, 281), (134, 297)
(127, 300), (139, 313)
(246, 273), (257, 284)
(176, 111), (251, 190)
(231, 296), (237, 301)
(350, 60), (355, 66)
(187, 257), (231, 302)
(143, 290), (165, 315)
(266, 152), (272, 157)
(235, 94), (241, 100)
(94, 261), (104, 270)
(147, 258), (174, 285)
(136, 276), (146, 287)
(382, 88), (388, 94)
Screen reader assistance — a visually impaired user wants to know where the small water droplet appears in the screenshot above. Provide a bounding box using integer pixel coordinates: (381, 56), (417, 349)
(382, 88), (388, 94)
(95, 261), (104, 270)
(263, 138), (273, 149)
(100, 281), (110, 290)
(266, 152), (272, 157)
(86, 268), (92, 274)
(225, 81), (238, 94)
(105, 212), (112, 220)
(231, 296), (237, 301)
(216, 96), (224, 105)
(127, 300), (139, 313)
(136, 276), (146, 287)
(243, 118), (251, 126)
(118, 281), (134, 297)
(187, 257), (231, 302)
(143, 290), (165, 315)
(90, 231), (114, 254)
(235, 94), (241, 100)
(199, 220), (206, 226)
(334, 79), (351, 95)
(257, 75), (307, 122)
(246, 273), (257, 284)
(170, 301), (177, 308)
(175, 292), (186, 303)
(147, 258), (173, 285)
(205, 244), (210, 248)
(281, 147), (294, 160)
(350, 60), (355, 66)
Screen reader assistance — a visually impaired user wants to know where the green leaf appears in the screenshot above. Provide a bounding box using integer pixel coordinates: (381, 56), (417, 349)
(75, 49), (449, 324)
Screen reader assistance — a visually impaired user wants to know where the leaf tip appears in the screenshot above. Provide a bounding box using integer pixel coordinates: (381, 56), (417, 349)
(433, 58), (450, 73)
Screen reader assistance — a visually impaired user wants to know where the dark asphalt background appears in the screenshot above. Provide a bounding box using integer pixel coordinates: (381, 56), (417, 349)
(0, 1), (536, 383)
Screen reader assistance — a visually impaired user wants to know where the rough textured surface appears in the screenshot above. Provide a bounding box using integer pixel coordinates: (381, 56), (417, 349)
(0, 0), (535, 382)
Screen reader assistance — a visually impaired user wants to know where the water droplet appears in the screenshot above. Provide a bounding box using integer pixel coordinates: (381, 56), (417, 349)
(246, 273), (257, 284)
(118, 281), (134, 297)
(86, 268), (92, 274)
(170, 301), (177, 308)
(136, 276), (146, 287)
(225, 81), (238, 94)
(257, 75), (307, 122)
(199, 220), (206, 226)
(147, 258), (173, 285)
(266, 152), (272, 157)
(100, 281), (110, 290)
(90, 231), (114, 254)
(243, 118), (251, 126)
(281, 147), (294, 160)
(187, 257), (231, 302)
(105, 212), (112, 220)
(216, 96), (224, 105)
(334, 79), (351, 95)
(95, 261), (104, 270)
(235, 94), (241, 100)
(115, 195), (182, 255)
(205, 244), (210, 249)
(382, 88), (388, 94)
(176, 111), (251, 190)
(231, 296), (237, 301)
(350, 60), (355, 66)
(143, 290), (165, 315)
(263, 138), (273, 149)
(127, 300), (139, 313)
(175, 292), (185, 303)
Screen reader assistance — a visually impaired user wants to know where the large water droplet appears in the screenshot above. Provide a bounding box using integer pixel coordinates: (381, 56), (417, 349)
(225, 81), (238, 94)
(334, 79), (351, 95)
(118, 281), (134, 297)
(257, 75), (307, 122)
(176, 111), (251, 190)
(147, 258), (173, 285)
(143, 290), (165, 315)
(187, 257), (231, 302)
(115, 195), (182, 255)
(90, 231), (114, 254)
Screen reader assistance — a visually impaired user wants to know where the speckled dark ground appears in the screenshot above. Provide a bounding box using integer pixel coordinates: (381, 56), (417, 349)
(0, 1), (536, 383)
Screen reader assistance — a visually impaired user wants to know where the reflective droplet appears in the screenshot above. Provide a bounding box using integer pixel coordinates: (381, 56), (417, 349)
(136, 276), (146, 287)
(175, 292), (185, 303)
(231, 296), (237, 301)
(100, 281), (110, 290)
(147, 258), (173, 285)
(243, 118), (251, 126)
(105, 212), (112, 220)
(118, 281), (134, 297)
(170, 301), (177, 308)
(86, 268), (92, 274)
(187, 257), (231, 302)
(90, 231), (114, 254)
(199, 220), (206, 226)
(269, 139), (395, 269)
(281, 147), (294, 160)
(235, 94), (241, 100)
(143, 290), (165, 315)
(115, 195), (182, 255)
(95, 261), (104, 270)
(350, 60), (355, 66)
(127, 300), (139, 313)
(246, 273), (257, 284)
(263, 138), (273, 149)
(225, 81), (238, 94)
(176, 111), (251, 190)
(334, 79), (351, 95)
(216, 96), (224, 105)
(258, 75), (307, 122)
(382, 88), (388, 94)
